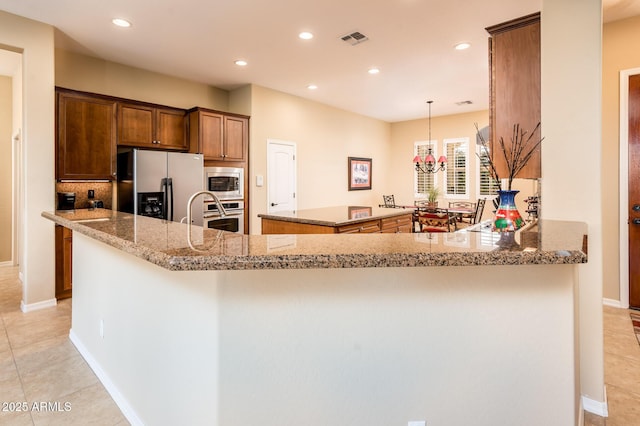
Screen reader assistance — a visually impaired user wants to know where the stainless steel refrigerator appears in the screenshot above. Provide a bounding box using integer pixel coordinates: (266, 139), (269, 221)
(117, 148), (204, 226)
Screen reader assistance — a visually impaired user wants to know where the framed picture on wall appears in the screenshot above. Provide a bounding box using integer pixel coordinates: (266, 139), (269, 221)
(348, 157), (372, 191)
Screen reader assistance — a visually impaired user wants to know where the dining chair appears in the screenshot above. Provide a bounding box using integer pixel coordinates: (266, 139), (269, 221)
(472, 199), (487, 224)
(449, 201), (476, 223)
(417, 208), (455, 232)
(382, 194), (396, 208)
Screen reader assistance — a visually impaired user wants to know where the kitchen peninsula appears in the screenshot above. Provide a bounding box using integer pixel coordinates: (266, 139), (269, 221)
(43, 209), (587, 426)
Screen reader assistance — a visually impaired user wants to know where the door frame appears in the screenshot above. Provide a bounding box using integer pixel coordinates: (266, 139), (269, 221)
(618, 67), (640, 308)
(266, 139), (297, 213)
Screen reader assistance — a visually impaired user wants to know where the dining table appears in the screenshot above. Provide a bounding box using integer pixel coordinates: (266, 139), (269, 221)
(378, 203), (475, 232)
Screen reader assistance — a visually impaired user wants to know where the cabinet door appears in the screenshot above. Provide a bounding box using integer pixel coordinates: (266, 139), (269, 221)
(57, 92), (117, 180)
(487, 13), (541, 179)
(55, 225), (72, 300)
(118, 103), (155, 147)
(223, 116), (248, 161)
(156, 107), (187, 150)
(199, 112), (224, 159)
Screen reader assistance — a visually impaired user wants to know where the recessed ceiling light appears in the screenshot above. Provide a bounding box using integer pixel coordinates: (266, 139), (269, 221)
(299, 32), (314, 40)
(307, 84), (318, 90)
(234, 60), (248, 66)
(455, 42), (471, 50)
(368, 67), (380, 75)
(112, 18), (131, 28)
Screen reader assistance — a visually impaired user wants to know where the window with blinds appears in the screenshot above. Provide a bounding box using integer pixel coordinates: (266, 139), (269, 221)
(414, 141), (436, 196)
(477, 145), (500, 196)
(444, 138), (468, 197)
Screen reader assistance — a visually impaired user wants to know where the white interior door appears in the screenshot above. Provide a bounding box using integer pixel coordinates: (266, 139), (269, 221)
(267, 140), (296, 213)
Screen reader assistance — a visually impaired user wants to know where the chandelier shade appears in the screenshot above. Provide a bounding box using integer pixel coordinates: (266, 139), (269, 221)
(414, 100), (447, 174)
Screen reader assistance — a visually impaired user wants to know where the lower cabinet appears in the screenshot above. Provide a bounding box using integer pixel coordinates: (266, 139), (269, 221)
(261, 213), (413, 235)
(380, 215), (413, 233)
(55, 225), (72, 300)
(336, 220), (381, 234)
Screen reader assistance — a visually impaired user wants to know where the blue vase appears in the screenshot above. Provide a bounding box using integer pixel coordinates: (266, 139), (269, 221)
(492, 190), (525, 232)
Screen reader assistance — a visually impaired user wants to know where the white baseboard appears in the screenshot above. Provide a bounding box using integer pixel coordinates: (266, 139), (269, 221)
(603, 298), (622, 308)
(603, 298), (621, 308)
(582, 388), (608, 418)
(20, 298), (56, 313)
(69, 329), (144, 426)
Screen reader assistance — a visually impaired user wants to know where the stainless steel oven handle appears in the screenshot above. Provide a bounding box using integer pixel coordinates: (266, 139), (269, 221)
(204, 212), (243, 219)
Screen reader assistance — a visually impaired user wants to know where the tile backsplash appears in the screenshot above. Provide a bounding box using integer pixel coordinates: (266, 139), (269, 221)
(55, 182), (114, 210)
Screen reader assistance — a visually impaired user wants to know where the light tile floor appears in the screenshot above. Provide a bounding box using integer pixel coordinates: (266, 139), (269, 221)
(599, 305), (640, 426)
(1, 265), (639, 425)
(0, 266), (128, 425)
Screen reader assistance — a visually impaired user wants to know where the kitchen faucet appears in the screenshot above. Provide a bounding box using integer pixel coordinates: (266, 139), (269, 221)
(186, 190), (227, 225)
(184, 190), (227, 252)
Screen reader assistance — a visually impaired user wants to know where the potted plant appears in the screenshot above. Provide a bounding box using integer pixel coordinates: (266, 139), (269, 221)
(426, 186), (440, 209)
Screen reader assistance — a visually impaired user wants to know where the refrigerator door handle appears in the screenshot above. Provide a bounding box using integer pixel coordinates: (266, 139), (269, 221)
(167, 177), (174, 221)
(161, 178), (169, 220)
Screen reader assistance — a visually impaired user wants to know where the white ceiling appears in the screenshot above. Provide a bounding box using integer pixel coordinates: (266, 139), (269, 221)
(0, 0), (638, 122)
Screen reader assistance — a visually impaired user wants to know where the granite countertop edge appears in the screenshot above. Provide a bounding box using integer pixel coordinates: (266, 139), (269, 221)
(42, 210), (588, 271)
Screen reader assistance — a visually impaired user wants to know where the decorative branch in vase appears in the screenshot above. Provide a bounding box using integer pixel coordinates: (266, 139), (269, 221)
(475, 122), (544, 191)
(475, 122), (544, 232)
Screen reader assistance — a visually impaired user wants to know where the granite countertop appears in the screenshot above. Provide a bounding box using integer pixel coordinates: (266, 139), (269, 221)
(258, 205), (413, 226)
(42, 209), (588, 271)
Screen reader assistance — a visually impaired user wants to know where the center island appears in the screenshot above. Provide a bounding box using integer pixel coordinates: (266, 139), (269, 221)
(259, 205), (414, 234)
(42, 209), (587, 426)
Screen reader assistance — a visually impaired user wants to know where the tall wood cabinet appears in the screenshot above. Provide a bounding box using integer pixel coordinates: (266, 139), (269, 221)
(486, 12), (541, 179)
(55, 225), (72, 300)
(118, 103), (187, 151)
(56, 89), (117, 180)
(188, 107), (250, 233)
(188, 107), (249, 163)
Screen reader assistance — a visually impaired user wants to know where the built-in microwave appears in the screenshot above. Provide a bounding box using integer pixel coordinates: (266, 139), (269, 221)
(204, 167), (244, 200)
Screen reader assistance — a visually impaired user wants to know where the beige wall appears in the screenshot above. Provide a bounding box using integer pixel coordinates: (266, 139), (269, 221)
(0, 75), (11, 262)
(248, 85), (392, 233)
(74, 232), (580, 425)
(541, 0), (603, 410)
(601, 15), (640, 301)
(55, 49), (230, 111)
(0, 10), (56, 308)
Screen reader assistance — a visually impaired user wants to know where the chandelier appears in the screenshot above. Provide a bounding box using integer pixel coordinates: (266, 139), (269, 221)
(413, 100), (447, 174)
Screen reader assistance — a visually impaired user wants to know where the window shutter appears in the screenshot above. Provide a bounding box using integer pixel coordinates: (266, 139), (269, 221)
(478, 145), (500, 196)
(444, 138), (468, 197)
(414, 142), (435, 196)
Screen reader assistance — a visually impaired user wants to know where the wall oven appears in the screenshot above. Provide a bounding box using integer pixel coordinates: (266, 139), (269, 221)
(204, 167), (244, 200)
(203, 199), (244, 234)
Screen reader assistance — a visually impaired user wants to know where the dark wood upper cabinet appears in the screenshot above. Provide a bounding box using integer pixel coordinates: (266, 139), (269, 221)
(487, 12), (541, 179)
(56, 89), (117, 180)
(118, 103), (187, 151)
(188, 107), (249, 163)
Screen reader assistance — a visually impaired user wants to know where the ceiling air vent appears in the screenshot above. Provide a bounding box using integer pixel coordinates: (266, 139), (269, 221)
(456, 100), (473, 106)
(341, 31), (369, 46)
